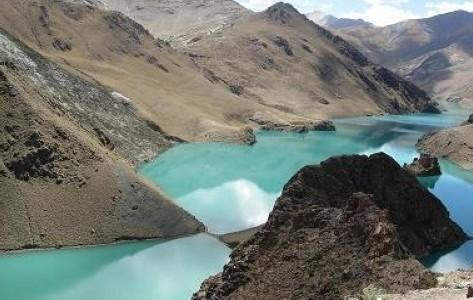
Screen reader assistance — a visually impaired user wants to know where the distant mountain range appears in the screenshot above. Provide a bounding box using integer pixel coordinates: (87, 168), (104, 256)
(306, 10), (373, 29)
(308, 10), (473, 102)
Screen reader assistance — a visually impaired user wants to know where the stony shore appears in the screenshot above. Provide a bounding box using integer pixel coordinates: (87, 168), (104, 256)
(417, 114), (473, 171)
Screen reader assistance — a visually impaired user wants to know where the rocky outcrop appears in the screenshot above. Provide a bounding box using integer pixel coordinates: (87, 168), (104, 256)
(417, 115), (473, 170)
(404, 154), (442, 177)
(463, 114), (473, 125)
(194, 153), (467, 300)
(421, 102), (442, 114)
(249, 112), (336, 133)
(375, 269), (473, 300)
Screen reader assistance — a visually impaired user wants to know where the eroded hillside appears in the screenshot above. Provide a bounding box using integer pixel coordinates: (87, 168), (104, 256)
(0, 28), (204, 251)
(181, 3), (435, 121)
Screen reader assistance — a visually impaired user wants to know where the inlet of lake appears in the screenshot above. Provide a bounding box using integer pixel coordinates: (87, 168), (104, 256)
(1, 105), (473, 300)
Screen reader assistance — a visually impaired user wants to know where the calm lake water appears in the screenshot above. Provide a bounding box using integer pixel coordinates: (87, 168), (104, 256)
(0, 234), (230, 300)
(141, 106), (473, 272)
(1, 105), (472, 300)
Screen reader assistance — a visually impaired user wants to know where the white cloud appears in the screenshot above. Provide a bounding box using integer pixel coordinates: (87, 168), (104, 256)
(342, 3), (419, 26)
(364, 0), (409, 4)
(239, 0), (278, 11)
(426, 1), (473, 16)
(237, 0), (332, 13)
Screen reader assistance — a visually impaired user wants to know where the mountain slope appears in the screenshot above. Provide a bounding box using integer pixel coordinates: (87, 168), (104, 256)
(0, 0), (298, 143)
(0, 28), (203, 251)
(0, 0), (435, 144)
(339, 10), (473, 102)
(181, 3), (434, 120)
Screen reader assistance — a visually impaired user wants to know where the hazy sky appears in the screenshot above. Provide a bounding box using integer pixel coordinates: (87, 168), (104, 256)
(235, 0), (473, 26)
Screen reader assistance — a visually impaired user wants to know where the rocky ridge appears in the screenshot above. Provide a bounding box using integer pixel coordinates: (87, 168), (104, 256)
(193, 153), (467, 299)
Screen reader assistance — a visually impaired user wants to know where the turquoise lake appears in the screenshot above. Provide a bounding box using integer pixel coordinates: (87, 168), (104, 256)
(1, 104), (472, 300)
(0, 234), (230, 300)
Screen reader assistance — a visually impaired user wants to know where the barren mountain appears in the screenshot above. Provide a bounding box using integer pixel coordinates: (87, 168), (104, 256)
(0, 0), (436, 146)
(338, 10), (473, 102)
(181, 2), (434, 121)
(194, 153), (467, 299)
(306, 11), (373, 30)
(0, 28), (203, 251)
(81, 0), (251, 48)
(0, 0), (292, 143)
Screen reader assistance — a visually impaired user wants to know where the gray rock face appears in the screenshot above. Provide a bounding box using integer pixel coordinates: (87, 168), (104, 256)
(194, 153), (467, 299)
(0, 28), (173, 164)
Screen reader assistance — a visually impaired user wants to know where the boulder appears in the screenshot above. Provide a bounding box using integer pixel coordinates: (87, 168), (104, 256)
(404, 154), (442, 177)
(463, 114), (473, 125)
(194, 153), (467, 300)
(421, 102), (442, 114)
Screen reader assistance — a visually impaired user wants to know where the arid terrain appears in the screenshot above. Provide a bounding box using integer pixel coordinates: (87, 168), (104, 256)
(63, 0), (436, 125)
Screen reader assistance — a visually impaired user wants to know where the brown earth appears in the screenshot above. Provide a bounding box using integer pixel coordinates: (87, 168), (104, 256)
(193, 153), (467, 299)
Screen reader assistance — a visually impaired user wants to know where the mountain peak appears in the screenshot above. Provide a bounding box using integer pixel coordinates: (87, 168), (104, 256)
(265, 2), (302, 24)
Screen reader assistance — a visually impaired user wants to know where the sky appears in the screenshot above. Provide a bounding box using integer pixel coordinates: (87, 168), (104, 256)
(235, 0), (473, 26)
